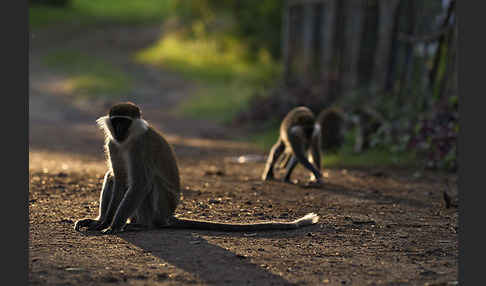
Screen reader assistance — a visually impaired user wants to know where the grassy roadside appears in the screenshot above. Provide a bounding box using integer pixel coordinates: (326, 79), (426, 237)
(251, 128), (417, 169)
(135, 30), (281, 124)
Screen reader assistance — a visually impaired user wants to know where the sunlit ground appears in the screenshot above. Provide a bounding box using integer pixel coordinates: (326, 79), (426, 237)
(29, 150), (106, 175)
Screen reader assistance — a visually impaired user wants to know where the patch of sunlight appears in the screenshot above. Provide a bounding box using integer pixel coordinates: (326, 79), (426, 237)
(29, 149), (105, 175)
(134, 31), (281, 84)
(164, 134), (254, 151)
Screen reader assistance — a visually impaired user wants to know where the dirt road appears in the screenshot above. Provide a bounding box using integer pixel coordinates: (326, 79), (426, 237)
(29, 24), (458, 286)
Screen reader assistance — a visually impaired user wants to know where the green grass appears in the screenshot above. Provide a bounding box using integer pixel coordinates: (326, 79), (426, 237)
(176, 82), (257, 124)
(29, 0), (176, 29)
(322, 145), (417, 169)
(43, 50), (132, 98)
(135, 32), (281, 84)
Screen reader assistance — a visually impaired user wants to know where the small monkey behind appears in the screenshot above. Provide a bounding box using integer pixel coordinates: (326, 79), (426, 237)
(315, 107), (345, 153)
(74, 102), (319, 234)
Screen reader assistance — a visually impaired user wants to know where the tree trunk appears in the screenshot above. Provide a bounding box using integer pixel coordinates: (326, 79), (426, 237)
(320, 0), (336, 86)
(282, 0), (291, 85)
(340, 0), (365, 97)
(398, 0), (417, 99)
(385, 5), (402, 92)
(439, 20), (457, 99)
(371, 0), (401, 93)
(301, 3), (315, 82)
(429, 0), (456, 88)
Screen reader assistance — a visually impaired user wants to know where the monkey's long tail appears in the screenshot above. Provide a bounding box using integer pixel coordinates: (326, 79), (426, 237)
(168, 213), (319, 231)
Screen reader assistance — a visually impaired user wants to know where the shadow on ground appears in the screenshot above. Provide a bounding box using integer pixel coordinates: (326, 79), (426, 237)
(119, 230), (296, 285)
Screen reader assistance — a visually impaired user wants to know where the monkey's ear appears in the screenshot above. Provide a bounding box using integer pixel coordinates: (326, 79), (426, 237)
(96, 116), (115, 141)
(96, 116), (109, 129)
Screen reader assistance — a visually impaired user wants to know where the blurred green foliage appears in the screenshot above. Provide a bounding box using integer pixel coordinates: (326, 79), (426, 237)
(135, 31), (281, 85)
(133, 1), (283, 125)
(29, 0), (177, 28)
(173, 0), (284, 60)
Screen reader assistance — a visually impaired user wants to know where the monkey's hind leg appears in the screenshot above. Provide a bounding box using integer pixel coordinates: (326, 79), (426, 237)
(283, 155), (298, 183)
(74, 171), (114, 231)
(261, 139), (285, 181)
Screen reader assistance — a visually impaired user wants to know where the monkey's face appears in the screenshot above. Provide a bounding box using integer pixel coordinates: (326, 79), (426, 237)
(110, 116), (133, 142)
(97, 102), (148, 144)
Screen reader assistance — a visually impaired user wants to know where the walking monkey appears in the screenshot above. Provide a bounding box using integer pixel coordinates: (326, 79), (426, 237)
(261, 106), (324, 185)
(262, 106), (345, 186)
(74, 102), (319, 234)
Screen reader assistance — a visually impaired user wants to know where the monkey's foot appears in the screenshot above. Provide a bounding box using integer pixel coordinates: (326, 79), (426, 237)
(303, 179), (325, 189)
(123, 223), (149, 232)
(261, 172), (274, 181)
(283, 177), (298, 184)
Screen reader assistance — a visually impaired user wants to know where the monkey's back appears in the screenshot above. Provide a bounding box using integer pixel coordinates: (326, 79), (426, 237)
(143, 127), (181, 190)
(280, 106), (315, 141)
(132, 127), (181, 219)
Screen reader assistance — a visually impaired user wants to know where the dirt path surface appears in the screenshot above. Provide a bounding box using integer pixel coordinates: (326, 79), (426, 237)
(29, 24), (458, 286)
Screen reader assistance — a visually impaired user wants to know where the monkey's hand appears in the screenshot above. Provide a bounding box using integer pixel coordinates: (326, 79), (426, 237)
(261, 171), (275, 181)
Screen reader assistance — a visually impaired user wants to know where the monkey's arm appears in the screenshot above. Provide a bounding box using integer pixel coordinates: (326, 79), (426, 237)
(74, 171), (114, 231)
(261, 139), (285, 181)
(96, 145), (131, 231)
(102, 184), (149, 234)
(102, 156), (150, 234)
